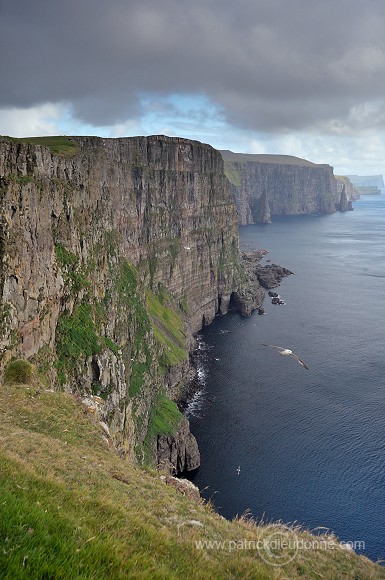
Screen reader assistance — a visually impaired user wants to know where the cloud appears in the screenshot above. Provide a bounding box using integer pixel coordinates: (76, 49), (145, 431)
(2, 0), (385, 136)
(240, 130), (385, 176)
(0, 104), (63, 137)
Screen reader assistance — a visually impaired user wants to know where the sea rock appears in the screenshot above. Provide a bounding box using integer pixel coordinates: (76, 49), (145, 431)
(271, 298), (285, 305)
(229, 285), (264, 317)
(256, 264), (293, 289)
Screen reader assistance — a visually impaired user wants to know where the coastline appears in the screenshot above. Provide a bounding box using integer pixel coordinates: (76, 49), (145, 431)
(180, 247), (293, 458)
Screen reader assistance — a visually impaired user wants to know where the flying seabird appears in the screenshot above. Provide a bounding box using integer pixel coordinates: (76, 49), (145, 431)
(236, 466), (241, 475)
(262, 344), (309, 370)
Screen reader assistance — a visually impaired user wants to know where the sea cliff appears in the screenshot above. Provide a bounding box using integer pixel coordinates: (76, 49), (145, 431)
(1, 136), (384, 579)
(220, 150), (359, 224)
(346, 174), (384, 195)
(0, 135), (263, 470)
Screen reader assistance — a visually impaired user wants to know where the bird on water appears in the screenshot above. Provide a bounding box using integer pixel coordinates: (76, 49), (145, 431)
(262, 344), (309, 370)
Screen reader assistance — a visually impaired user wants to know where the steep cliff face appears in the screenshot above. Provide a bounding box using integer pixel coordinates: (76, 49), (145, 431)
(220, 150), (357, 224)
(335, 176), (360, 210)
(0, 135), (258, 470)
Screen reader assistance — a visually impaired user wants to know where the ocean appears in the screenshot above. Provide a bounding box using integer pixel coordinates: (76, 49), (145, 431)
(187, 195), (385, 563)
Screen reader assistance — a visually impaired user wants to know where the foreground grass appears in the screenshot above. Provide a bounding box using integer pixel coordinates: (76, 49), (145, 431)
(0, 382), (384, 579)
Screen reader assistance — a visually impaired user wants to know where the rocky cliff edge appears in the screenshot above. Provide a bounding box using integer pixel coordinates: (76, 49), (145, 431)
(0, 135), (263, 471)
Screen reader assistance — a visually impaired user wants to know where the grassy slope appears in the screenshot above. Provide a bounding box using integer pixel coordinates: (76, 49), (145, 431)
(220, 150), (319, 167)
(1, 381), (384, 579)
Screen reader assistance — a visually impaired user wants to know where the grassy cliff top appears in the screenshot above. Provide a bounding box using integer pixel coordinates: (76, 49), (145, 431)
(0, 369), (384, 578)
(0, 135), (79, 156)
(0, 134), (216, 158)
(220, 150), (326, 167)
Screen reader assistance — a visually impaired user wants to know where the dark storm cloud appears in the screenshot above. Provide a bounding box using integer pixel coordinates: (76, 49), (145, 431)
(2, 0), (385, 132)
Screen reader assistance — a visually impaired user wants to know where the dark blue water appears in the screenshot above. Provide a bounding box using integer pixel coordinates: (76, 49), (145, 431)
(187, 196), (385, 563)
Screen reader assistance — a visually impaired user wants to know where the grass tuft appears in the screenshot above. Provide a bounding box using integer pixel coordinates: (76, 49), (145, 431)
(4, 360), (37, 385)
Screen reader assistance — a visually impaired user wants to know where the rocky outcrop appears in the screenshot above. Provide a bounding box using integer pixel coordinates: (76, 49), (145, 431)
(255, 264), (293, 289)
(240, 251), (293, 291)
(160, 474), (201, 501)
(0, 135), (263, 472)
(220, 150), (358, 224)
(157, 415), (200, 473)
(335, 176), (359, 210)
(228, 250), (265, 316)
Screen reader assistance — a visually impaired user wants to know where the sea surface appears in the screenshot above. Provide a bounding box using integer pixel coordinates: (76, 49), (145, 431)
(187, 195), (385, 563)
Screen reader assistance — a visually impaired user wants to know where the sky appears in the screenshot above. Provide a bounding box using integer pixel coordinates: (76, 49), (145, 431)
(1, 0), (385, 176)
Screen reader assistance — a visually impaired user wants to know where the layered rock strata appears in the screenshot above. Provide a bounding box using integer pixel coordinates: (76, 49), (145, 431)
(220, 150), (358, 224)
(0, 135), (263, 472)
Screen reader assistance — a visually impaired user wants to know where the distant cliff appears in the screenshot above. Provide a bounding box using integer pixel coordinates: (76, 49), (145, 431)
(220, 150), (358, 224)
(346, 174), (384, 195)
(0, 135), (263, 471)
(335, 176), (360, 208)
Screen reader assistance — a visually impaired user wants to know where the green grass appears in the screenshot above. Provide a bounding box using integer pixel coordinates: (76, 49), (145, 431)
(53, 248), (122, 386)
(4, 360), (37, 385)
(153, 326), (187, 366)
(128, 359), (151, 397)
(116, 260), (150, 335)
(144, 393), (183, 463)
(55, 304), (101, 384)
(20, 136), (78, 156)
(116, 260), (138, 298)
(147, 393), (182, 438)
(146, 289), (187, 367)
(114, 259), (155, 397)
(55, 243), (89, 294)
(0, 135), (78, 156)
(54, 242), (78, 269)
(0, 379), (384, 579)
(53, 256), (154, 395)
(101, 336), (119, 356)
(220, 150), (319, 167)
(223, 161), (242, 187)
